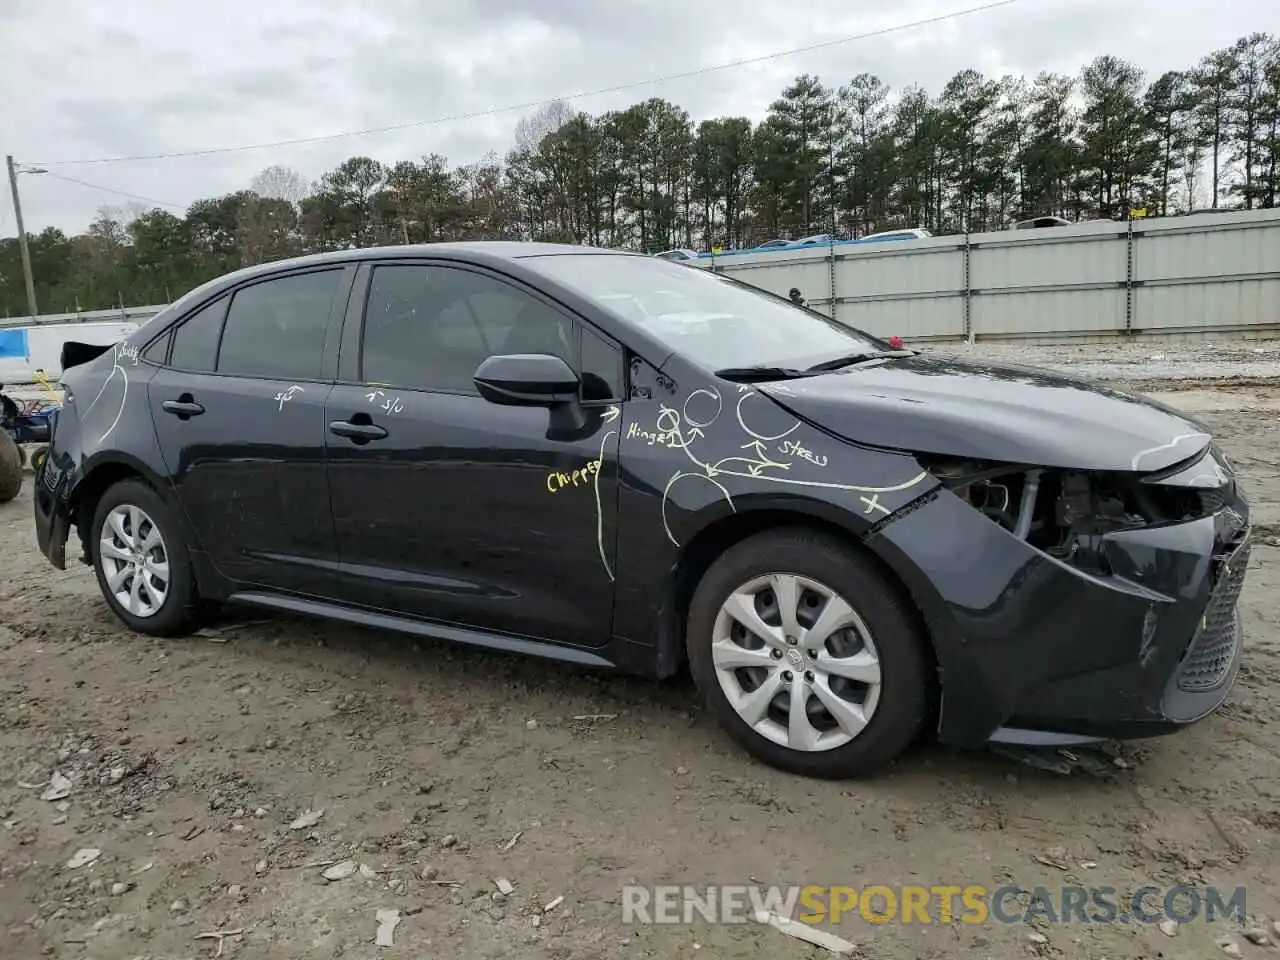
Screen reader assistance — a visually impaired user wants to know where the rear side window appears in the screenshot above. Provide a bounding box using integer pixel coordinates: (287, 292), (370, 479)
(217, 270), (342, 380)
(168, 297), (228, 372)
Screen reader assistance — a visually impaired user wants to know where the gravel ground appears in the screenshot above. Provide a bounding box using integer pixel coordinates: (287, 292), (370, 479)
(928, 338), (1280, 384)
(2, 349), (1280, 959)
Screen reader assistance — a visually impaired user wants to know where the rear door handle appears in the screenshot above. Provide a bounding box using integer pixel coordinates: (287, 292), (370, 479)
(162, 398), (205, 418)
(329, 419), (388, 443)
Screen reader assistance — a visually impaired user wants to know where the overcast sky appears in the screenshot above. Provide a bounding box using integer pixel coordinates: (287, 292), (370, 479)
(1, 0), (1273, 236)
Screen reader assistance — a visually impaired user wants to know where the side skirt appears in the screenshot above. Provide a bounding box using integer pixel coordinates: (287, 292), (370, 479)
(229, 589), (626, 671)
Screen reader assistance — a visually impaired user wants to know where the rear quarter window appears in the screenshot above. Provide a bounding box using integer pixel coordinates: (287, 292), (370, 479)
(169, 297), (229, 372)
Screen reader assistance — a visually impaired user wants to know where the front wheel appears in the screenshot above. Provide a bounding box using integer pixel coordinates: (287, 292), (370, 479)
(91, 480), (196, 636)
(686, 529), (934, 779)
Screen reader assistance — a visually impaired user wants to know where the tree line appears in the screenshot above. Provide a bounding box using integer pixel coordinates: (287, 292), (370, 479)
(3, 33), (1278, 317)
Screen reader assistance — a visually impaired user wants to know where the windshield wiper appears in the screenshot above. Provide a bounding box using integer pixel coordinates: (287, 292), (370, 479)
(717, 348), (917, 382)
(714, 365), (816, 382)
(804, 348), (916, 373)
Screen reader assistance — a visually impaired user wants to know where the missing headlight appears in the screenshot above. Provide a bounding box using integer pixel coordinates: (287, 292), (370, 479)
(921, 456), (1216, 575)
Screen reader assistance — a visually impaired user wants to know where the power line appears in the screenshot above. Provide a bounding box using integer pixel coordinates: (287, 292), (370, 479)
(28, 0), (1025, 167)
(37, 171), (187, 211)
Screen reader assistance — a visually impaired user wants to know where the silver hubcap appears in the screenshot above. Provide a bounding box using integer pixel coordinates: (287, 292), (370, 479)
(99, 504), (170, 618)
(711, 573), (882, 752)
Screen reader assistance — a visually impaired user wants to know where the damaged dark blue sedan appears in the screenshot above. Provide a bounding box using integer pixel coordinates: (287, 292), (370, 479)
(32, 243), (1251, 778)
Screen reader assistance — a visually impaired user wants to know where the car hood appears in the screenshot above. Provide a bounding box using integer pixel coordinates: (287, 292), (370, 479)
(757, 354), (1212, 473)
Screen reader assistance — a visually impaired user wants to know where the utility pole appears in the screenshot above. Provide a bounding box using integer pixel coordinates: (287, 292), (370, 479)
(6, 154), (39, 320)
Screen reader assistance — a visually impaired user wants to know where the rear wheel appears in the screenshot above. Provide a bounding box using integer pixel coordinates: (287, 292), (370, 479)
(0, 433), (22, 503)
(90, 480), (196, 636)
(686, 528), (933, 778)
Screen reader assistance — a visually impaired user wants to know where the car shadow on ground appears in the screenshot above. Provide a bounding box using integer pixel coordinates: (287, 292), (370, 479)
(186, 602), (1146, 791)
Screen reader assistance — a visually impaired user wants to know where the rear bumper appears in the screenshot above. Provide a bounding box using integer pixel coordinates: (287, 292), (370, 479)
(871, 485), (1251, 749)
(32, 451), (72, 569)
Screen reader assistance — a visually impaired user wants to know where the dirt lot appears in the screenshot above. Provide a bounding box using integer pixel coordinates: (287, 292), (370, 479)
(3, 364), (1280, 959)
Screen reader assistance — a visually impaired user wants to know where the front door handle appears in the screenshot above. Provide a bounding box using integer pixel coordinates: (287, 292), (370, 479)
(329, 418), (388, 443)
(162, 396), (205, 418)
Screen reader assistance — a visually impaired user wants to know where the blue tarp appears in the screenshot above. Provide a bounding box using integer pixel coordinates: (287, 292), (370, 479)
(0, 329), (29, 360)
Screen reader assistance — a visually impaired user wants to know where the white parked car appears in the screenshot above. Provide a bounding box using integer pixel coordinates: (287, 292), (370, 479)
(858, 228), (932, 242)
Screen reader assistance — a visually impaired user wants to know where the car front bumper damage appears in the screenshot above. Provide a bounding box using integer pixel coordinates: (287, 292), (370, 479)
(871, 461), (1251, 750)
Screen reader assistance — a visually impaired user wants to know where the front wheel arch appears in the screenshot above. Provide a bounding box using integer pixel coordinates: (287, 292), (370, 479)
(660, 506), (940, 682)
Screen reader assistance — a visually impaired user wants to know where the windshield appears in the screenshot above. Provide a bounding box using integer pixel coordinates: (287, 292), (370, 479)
(522, 254), (884, 371)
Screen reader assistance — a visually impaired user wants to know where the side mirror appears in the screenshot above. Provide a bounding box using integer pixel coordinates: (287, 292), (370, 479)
(473, 353), (580, 406)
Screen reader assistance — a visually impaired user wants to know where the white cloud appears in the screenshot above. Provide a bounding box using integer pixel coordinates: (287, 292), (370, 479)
(0, 0), (1271, 234)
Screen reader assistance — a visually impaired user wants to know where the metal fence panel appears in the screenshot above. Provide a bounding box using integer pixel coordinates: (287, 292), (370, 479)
(833, 240), (963, 298)
(970, 230), (1127, 291)
(702, 208), (1280, 343)
(836, 294), (965, 340)
(1133, 209), (1280, 332)
(972, 287), (1127, 337)
(714, 253), (832, 303)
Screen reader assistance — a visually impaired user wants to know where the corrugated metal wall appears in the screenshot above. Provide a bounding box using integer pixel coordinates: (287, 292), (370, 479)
(695, 208), (1280, 343)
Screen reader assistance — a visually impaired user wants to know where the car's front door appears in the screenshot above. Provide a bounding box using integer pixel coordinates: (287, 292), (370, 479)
(324, 261), (624, 647)
(144, 265), (353, 594)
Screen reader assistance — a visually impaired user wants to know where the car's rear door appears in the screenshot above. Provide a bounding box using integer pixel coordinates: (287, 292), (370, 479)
(323, 259), (623, 647)
(144, 264), (355, 594)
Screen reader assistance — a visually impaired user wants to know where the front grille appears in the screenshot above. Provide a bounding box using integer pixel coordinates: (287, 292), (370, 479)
(1176, 541), (1250, 692)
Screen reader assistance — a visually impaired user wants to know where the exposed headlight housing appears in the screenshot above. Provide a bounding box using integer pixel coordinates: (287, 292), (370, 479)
(918, 451), (1232, 577)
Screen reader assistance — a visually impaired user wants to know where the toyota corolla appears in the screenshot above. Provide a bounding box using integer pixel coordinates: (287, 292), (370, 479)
(32, 243), (1251, 778)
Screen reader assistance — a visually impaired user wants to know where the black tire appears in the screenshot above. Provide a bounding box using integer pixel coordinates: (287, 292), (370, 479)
(685, 528), (933, 779)
(90, 479), (197, 636)
(0, 433), (22, 503)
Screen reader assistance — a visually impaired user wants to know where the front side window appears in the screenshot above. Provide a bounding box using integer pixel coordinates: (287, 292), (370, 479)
(522, 253), (884, 372)
(217, 270), (342, 380)
(361, 264), (575, 395)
